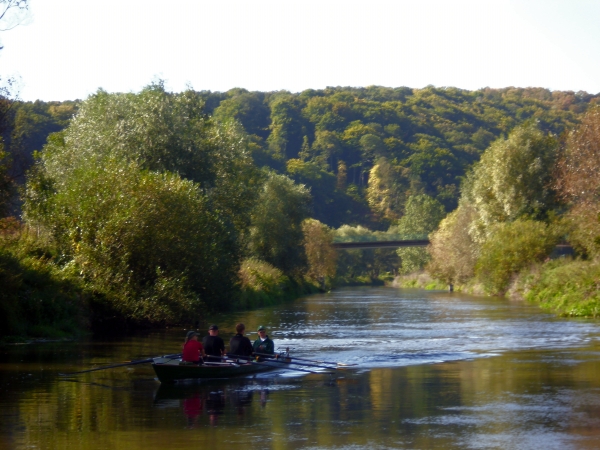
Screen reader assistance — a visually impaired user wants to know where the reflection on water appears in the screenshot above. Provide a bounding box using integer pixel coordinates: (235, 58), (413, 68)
(1, 287), (600, 449)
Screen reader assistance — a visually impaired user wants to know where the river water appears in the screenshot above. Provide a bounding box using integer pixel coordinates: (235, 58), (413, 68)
(1, 287), (600, 449)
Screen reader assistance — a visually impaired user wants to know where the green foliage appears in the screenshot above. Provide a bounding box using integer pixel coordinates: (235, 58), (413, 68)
(464, 122), (559, 242)
(286, 158), (369, 227)
(173, 85), (597, 228)
(236, 256), (320, 309)
(239, 257), (287, 292)
(8, 85), (597, 229)
(0, 220), (88, 340)
(394, 194), (446, 274)
(522, 258), (600, 317)
(333, 225), (400, 280)
(27, 159), (239, 322)
(23, 84), (258, 324)
(475, 220), (560, 295)
(247, 172), (311, 275)
(0, 144), (12, 216)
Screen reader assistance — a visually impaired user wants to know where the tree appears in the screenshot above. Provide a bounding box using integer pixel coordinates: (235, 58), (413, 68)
(426, 203), (479, 285)
(34, 84), (257, 235)
(393, 194), (446, 274)
(555, 106), (600, 257)
(366, 157), (411, 222)
(1, 0), (30, 213)
(247, 172), (311, 275)
(464, 122), (559, 243)
(27, 161), (238, 321)
(302, 219), (337, 289)
(24, 84), (257, 320)
(475, 220), (560, 295)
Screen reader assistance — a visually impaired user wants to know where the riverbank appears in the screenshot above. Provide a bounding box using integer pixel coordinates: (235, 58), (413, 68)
(0, 230), (324, 343)
(394, 257), (600, 318)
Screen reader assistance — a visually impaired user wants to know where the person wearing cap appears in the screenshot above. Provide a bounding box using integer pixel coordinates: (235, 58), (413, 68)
(182, 330), (205, 364)
(202, 324), (225, 362)
(228, 323), (253, 358)
(253, 325), (275, 356)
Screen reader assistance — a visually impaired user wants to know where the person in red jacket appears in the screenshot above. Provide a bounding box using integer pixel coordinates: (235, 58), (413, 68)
(182, 330), (205, 364)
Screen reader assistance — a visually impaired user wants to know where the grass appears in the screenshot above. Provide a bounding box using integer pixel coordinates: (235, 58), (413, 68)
(519, 258), (600, 317)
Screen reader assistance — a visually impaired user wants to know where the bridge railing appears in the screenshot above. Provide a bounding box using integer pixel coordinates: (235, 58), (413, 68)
(332, 233), (429, 244)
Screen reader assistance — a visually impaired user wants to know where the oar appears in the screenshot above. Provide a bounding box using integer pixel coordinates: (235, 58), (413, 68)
(256, 352), (357, 367)
(254, 356), (341, 371)
(250, 360), (332, 374)
(58, 353), (182, 376)
(230, 353), (337, 373)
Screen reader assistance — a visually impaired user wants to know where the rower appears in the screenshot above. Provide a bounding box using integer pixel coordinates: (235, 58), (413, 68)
(228, 323), (253, 359)
(202, 324), (225, 362)
(181, 330), (205, 365)
(253, 325), (275, 358)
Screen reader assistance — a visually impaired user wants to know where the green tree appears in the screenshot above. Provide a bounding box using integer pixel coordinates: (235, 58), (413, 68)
(247, 172), (311, 275)
(24, 84), (257, 321)
(27, 161), (237, 321)
(267, 94), (307, 161)
(475, 220), (560, 295)
(464, 122), (559, 243)
(393, 194), (446, 274)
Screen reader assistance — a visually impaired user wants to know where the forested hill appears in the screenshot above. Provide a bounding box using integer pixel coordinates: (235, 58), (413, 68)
(5, 86), (599, 228)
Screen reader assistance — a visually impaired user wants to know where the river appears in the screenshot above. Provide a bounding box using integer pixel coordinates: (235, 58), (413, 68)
(1, 287), (600, 449)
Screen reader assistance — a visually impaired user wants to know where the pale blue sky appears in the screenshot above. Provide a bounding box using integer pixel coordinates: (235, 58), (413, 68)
(1, 0), (599, 101)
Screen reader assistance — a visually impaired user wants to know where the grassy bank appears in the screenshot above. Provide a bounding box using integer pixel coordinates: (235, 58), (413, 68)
(394, 255), (600, 319)
(391, 271), (449, 290)
(515, 258), (600, 317)
(0, 233), (323, 343)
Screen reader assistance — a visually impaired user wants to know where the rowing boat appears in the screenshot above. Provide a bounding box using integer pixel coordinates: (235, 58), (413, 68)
(151, 357), (278, 382)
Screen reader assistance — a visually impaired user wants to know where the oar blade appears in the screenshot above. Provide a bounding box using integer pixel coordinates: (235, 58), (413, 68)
(58, 353), (182, 376)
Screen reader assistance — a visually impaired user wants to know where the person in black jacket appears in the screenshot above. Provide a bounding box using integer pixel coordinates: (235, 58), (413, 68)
(202, 324), (225, 362)
(228, 323), (253, 358)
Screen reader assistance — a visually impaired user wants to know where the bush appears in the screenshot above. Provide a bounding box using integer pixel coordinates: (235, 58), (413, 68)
(237, 257), (299, 308)
(0, 223), (89, 340)
(475, 220), (560, 295)
(523, 258), (600, 317)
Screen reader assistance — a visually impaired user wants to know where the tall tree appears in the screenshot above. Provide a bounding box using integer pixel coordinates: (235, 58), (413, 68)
(24, 84), (257, 320)
(1, 0), (30, 215)
(247, 172), (311, 275)
(463, 122), (559, 243)
(555, 106), (600, 256)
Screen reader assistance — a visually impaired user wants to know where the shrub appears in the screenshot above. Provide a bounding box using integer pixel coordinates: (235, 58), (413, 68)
(523, 258), (600, 317)
(475, 220), (560, 295)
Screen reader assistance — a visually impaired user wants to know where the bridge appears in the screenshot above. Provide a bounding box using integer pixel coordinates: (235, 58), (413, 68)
(331, 234), (430, 249)
(331, 239), (430, 249)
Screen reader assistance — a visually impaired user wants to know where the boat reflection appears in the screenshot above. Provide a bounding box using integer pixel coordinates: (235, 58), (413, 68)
(153, 377), (282, 427)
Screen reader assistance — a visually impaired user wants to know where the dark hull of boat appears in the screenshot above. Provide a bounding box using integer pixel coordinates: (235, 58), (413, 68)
(151, 361), (277, 382)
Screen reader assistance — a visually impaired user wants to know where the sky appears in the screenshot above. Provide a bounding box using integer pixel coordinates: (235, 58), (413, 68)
(1, 0), (600, 101)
